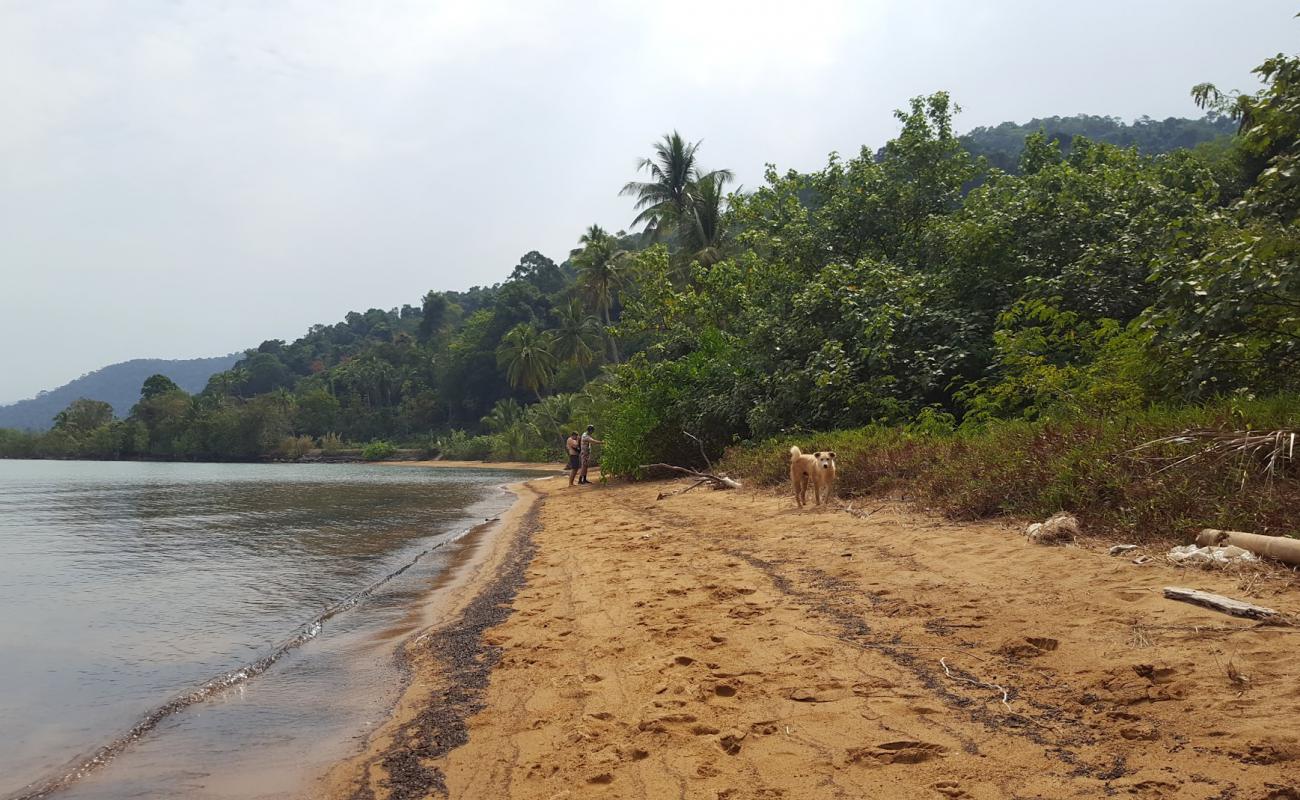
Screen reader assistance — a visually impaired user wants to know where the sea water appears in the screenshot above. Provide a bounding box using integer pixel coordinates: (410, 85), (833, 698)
(0, 459), (534, 799)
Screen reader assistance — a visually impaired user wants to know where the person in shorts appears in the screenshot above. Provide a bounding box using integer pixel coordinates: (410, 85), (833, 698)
(578, 425), (603, 485)
(565, 431), (581, 486)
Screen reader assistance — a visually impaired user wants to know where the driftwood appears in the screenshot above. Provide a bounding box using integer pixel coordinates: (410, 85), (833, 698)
(1163, 586), (1279, 620)
(642, 463), (742, 492)
(1196, 528), (1300, 567)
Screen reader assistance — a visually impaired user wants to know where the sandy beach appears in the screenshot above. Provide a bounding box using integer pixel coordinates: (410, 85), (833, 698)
(326, 475), (1300, 799)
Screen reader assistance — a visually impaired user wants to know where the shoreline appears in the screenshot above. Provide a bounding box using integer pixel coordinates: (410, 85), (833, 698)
(319, 477), (547, 799)
(326, 477), (1300, 799)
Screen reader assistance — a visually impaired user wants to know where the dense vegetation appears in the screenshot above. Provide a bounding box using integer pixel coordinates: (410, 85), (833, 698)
(3, 48), (1297, 543)
(0, 355), (238, 431)
(959, 113), (1235, 173)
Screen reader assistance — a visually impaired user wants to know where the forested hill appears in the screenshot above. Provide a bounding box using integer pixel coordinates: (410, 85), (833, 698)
(960, 113), (1235, 172)
(0, 355), (239, 430)
(2, 47), (1296, 466)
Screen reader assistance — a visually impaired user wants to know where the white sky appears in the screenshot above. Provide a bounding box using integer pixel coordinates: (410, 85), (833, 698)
(1, 0), (1295, 403)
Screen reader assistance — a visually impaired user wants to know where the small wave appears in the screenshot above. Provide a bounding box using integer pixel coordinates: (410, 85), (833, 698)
(5, 518), (490, 800)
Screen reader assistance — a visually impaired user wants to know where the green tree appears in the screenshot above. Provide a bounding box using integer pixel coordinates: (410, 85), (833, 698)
(572, 225), (626, 362)
(549, 299), (603, 380)
(53, 398), (114, 433)
(496, 324), (557, 401)
(482, 398), (525, 433)
(140, 374), (180, 400)
(620, 131), (733, 240)
(1150, 53), (1300, 397)
(682, 171), (731, 265)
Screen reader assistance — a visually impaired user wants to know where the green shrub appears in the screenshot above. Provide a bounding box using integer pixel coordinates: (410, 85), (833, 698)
(319, 432), (345, 453)
(722, 396), (1300, 544)
(439, 430), (494, 461)
(277, 435), (316, 460)
(361, 440), (397, 461)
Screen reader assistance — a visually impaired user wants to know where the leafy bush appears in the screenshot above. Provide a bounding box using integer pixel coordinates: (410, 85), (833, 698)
(439, 429), (494, 461)
(722, 396), (1300, 544)
(319, 432), (345, 453)
(277, 435), (315, 460)
(361, 440), (397, 461)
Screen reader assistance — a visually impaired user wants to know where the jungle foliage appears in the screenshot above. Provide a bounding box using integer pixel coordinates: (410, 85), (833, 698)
(3, 50), (1296, 487)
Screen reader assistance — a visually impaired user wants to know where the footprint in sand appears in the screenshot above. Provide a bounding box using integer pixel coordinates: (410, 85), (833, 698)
(933, 780), (972, 799)
(996, 636), (1059, 658)
(848, 740), (949, 765)
(788, 683), (852, 703)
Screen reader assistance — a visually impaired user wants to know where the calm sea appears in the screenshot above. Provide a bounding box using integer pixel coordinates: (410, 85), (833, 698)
(0, 459), (537, 800)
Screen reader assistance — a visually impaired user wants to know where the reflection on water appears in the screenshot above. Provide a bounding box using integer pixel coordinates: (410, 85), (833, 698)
(0, 460), (532, 799)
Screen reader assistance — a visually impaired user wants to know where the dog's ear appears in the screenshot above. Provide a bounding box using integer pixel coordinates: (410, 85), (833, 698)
(829, 451), (836, 459)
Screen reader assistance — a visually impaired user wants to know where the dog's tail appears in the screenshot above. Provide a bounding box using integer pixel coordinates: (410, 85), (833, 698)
(789, 445), (802, 461)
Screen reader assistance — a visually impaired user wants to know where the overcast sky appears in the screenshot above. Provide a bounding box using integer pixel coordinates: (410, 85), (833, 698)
(1, 1), (1294, 403)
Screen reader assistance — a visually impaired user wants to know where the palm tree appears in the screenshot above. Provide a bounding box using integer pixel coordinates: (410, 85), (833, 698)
(482, 398), (524, 433)
(549, 299), (603, 380)
(496, 324), (557, 401)
(620, 131), (733, 240)
(571, 225), (625, 362)
(683, 171), (730, 266)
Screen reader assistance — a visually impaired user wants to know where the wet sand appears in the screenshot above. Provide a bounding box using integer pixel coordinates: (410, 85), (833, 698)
(330, 476), (1300, 799)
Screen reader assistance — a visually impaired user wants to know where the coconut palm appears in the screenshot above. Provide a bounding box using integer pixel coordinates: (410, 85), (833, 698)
(572, 225), (626, 362)
(496, 324), (557, 401)
(620, 131), (733, 240)
(549, 299), (603, 380)
(482, 398), (525, 433)
(683, 171), (730, 266)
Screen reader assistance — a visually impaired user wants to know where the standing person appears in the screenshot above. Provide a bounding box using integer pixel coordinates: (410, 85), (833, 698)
(578, 424), (603, 485)
(565, 431), (581, 487)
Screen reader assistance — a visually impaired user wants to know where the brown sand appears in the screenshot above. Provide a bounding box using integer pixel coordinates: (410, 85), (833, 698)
(329, 477), (1300, 800)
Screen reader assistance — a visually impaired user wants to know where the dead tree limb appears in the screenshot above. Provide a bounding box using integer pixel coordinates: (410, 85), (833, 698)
(640, 463), (742, 490)
(681, 430), (715, 472)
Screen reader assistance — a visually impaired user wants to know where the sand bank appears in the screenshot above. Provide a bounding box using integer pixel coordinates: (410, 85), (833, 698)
(329, 477), (1300, 799)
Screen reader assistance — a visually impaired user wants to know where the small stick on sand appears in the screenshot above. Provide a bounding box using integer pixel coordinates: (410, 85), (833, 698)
(940, 657), (1012, 711)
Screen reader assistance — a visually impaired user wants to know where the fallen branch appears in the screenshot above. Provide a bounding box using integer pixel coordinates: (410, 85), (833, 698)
(641, 463), (742, 490)
(843, 502), (887, 519)
(1162, 586), (1280, 621)
(681, 430), (715, 473)
(656, 479), (708, 500)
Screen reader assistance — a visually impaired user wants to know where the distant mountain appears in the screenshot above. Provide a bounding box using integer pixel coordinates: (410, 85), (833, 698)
(960, 113), (1236, 173)
(0, 355), (240, 431)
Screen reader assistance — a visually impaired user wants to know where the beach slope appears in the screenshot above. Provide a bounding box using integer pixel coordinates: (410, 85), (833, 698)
(335, 478), (1300, 799)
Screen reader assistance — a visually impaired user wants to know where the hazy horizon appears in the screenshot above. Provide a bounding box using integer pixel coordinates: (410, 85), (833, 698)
(2, 0), (1296, 404)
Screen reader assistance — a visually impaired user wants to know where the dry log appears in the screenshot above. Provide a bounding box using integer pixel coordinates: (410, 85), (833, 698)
(1163, 586), (1279, 620)
(641, 463), (742, 490)
(1195, 528), (1300, 567)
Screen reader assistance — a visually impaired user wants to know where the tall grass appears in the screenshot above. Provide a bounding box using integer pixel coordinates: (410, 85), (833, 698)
(720, 396), (1300, 543)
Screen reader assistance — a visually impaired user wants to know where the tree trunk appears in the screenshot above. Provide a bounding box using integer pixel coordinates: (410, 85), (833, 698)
(603, 306), (621, 363)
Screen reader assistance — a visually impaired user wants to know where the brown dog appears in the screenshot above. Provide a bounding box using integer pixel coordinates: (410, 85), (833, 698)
(790, 446), (837, 507)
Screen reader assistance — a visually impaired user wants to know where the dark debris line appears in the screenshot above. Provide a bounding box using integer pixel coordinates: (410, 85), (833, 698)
(351, 501), (542, 800)
(718, 546), (1120, 772)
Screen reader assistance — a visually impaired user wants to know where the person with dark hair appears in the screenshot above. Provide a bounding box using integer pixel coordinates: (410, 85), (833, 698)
(578, 424), (603, 485)
(565, 431), (581, 487)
